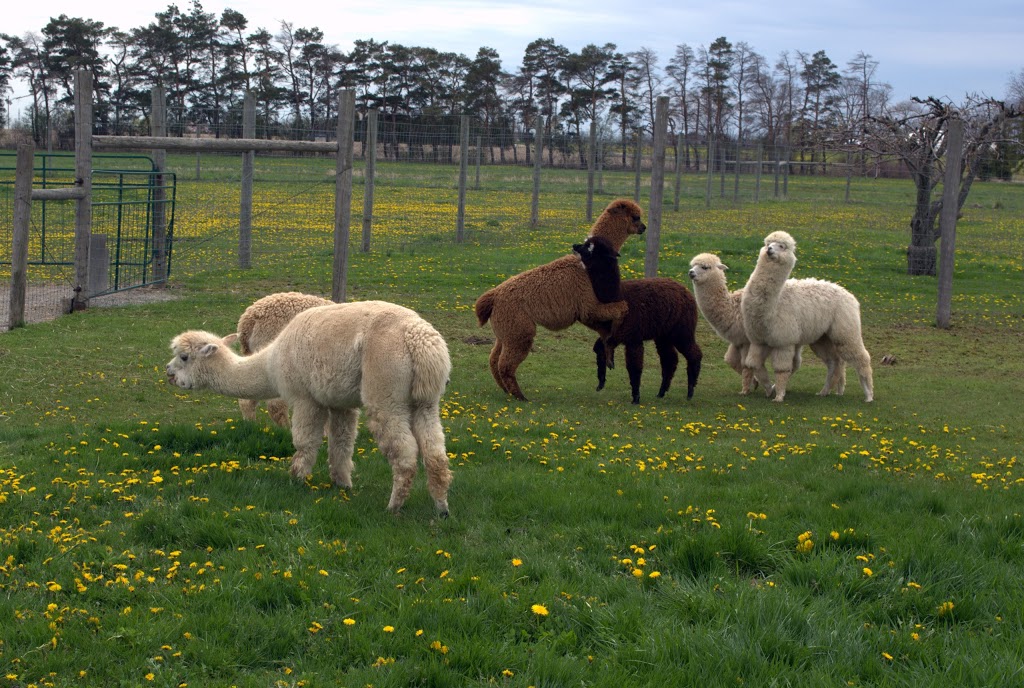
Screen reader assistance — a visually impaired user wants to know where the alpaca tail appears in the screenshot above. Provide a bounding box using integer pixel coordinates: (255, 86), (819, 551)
(474, 290), (495, 326)
(405, 319), (453, 404)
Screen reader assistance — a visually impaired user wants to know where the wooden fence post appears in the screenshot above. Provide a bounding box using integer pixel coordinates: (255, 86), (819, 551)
(530, 113), (543, 228)
(457, 114), (469, 243)
(332, 90), (355, 303)
(586, 120), (596, 222)
(936, 116), (964, 329)
(474, 135), (482, 190)
(73, 69), (93, 309)
(673, 132), (683, 212)
(151, 85), (169, 284)
(362, 108), (378, 252)
(239, 91), (255, 269)
(632, 130), (642, 202)
(646, 96), (668, 278)
(8, 143), (33, 330)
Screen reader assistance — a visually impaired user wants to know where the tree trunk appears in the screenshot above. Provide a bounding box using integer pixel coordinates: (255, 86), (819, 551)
(906, 171), (940, 275)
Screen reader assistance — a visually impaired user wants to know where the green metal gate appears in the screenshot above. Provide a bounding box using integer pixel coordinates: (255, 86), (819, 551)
(0, 151), (176, 296)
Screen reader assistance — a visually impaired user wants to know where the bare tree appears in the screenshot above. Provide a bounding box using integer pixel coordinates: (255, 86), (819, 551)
(666, 44), (695, 168)
(629, 46), (661, 134)
(865, 96), (1022, 275)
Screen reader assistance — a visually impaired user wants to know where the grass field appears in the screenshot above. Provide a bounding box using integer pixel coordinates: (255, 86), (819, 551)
(1, 157), (1023, 687)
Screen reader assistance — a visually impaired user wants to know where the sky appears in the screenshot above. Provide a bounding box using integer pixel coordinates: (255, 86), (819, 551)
(4, 0), (1022, 111)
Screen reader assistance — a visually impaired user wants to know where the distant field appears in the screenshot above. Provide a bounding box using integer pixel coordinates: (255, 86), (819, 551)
(0, 158), (1022, 687)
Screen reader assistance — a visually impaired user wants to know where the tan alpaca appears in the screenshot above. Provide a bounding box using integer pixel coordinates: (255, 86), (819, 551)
(167, 301), (453, 515)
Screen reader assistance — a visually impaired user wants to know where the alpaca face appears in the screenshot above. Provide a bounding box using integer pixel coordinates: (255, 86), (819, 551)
(573, 235), (619, 270)
(688, 254), (727, 283)
(166, 331), (233, 390)
(761, 232), (797, 266)
(607, 199), (646, 236)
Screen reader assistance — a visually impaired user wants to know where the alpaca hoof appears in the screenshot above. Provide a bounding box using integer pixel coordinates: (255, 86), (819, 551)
(596, 382), (605, 391)
(631, 397), (640, 405)
(290, 465), (312, 481)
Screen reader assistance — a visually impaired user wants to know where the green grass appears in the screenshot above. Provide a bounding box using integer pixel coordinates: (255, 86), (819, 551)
(0, 158), (1023, 687)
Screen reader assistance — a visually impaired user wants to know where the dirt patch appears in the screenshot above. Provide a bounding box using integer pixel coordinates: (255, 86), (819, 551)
(0, 285), (181, 332)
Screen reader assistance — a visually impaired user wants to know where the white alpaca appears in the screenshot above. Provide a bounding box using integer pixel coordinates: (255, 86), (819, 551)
(741, 232), (873, 402)
(236, 292), (333, 427)
(688, 252), (844, 395)
(166, 301), (453, 515)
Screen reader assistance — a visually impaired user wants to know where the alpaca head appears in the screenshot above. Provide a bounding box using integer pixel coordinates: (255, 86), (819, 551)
(573, 235), (622, 303)
(573, 235), (619, 268)
(760, 231), (797, 269)
(166, 330), (239, 390)
(688, 253), (728, 286)
(589, 198), (646, 251)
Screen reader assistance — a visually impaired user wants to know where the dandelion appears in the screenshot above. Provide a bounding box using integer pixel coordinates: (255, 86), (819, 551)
(502, 669), (514, 677)
(936, 601), (954, 616)
(531, 604), (549, 617)
(863, 567), (873, 577)
(382, 626), (394, 633)
(882, 652), (893, 661)
(308, 622), (323, 634)
(343, 618), (356, 626)
(511, 558), (522, 567)
(648, 571), (661, 579)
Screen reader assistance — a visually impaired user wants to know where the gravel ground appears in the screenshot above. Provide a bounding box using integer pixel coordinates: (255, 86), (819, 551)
(0, 285), (181, 332)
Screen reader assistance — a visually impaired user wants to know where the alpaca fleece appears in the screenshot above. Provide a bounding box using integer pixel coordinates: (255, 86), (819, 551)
(741, 231), (873, 402)
(474, 198), (646, 400)
(167, 301), (453, 515)
(574, 235), (702, 404)
(236, 291), (333, 427)
(688, 253), (843, 396)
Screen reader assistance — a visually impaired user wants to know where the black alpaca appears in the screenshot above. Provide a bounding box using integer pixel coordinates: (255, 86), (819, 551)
(572, 236), (703, 404)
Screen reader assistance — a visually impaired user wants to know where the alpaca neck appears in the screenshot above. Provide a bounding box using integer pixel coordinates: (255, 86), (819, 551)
(203, 350), (280, 401)
(746, 260), (790, 313)
(694, 276), (737, 325)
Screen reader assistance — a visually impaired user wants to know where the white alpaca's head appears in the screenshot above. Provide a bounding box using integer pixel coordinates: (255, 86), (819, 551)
(166, 330), (239, 390)
(760, 231), (796, 268)
(688, 253), (728, 285)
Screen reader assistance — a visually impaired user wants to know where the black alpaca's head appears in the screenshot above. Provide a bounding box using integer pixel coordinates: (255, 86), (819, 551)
(572, 235), (619, 270)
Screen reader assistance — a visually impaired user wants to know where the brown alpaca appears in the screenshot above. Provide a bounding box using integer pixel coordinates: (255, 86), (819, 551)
(474, 199), (646, 400)
(574, 236), (703, 404)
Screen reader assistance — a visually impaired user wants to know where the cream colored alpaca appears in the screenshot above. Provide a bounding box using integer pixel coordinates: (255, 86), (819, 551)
(167, 301), (453, 515)
(741, 232), (873, 402)
(236, 292), (333, 427)
(688, 252), (844, 395)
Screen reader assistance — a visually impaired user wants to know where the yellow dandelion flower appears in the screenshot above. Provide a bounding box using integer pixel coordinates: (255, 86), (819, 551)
(511, 558), (522, 567)
(863, 567), (873, 577)
(343, 618), (356, 626)
(531, 604), (549, 617)
(382, 626), (394, 633)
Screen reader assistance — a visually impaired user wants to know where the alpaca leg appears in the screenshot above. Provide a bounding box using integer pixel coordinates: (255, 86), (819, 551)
(654, 337), (679, 399)
(496, 335), (534, 401)
(745, 343), (775, 398)
(326, 408), (359, 489)
(366, 407), (420, 513)
(266, 398), (291, 428)
(809, 339), (843, 396)
(675, 336), (702, 400)
(840, 344), (873, 402)
(624, 343), (646, 404)
(769, 346), (797, 403)
(488, 340), (507, 393)
(593, 338), (609, 391)
(239, 398), (260, 422)
(288, 400), (329, 481)
(411, 403), (453, 517)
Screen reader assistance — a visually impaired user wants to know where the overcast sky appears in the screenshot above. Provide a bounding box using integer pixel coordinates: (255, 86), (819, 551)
(4, 0), (1022, 109)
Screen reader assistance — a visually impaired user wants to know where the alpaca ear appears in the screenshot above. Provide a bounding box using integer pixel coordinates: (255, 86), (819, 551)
(223, 333), (239, 347)
(718, 263), (728, 271)
(198, 343), (220, 357)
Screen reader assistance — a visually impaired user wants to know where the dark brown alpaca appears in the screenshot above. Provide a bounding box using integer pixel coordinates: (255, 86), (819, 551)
(572, 235), (703, 404)
(474, 199), (646, 401)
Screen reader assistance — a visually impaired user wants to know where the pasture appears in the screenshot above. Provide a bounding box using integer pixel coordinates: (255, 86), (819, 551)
(0, 157), (1022, 687)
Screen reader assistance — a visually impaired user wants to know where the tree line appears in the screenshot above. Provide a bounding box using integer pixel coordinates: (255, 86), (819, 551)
(0, 1), (911, 159)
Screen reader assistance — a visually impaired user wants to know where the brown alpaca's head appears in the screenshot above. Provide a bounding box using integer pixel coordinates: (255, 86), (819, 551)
(588, 199), (646, 252)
